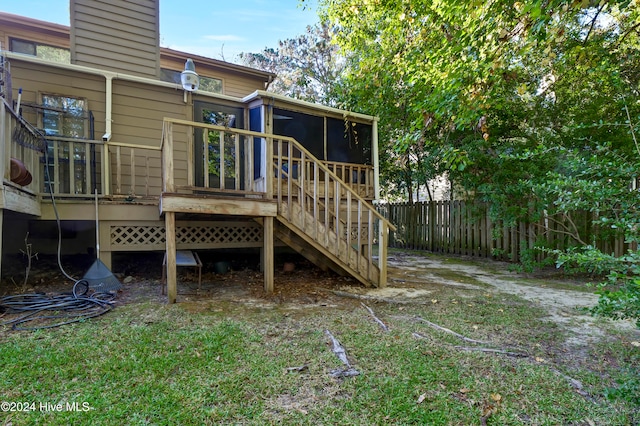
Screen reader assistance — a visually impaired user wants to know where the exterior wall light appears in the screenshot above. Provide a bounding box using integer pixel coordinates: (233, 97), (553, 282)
(181, 58), (199, 91)
(181, 58), (199, 102)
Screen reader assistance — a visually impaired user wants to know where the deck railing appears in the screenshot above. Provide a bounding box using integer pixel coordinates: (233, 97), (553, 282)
(104, 141), (162, 198)
(6, 114), (373, 203)
(32, 136), (161, 198)
(0, 100), (44, 195)
(161, 117), (395, 286)
(161, 118), (263, 196)
(40, 136), (102, 196)
(322, 160), (374, 199)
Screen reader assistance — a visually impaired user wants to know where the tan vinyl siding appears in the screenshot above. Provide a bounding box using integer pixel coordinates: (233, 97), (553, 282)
(9, 58), (188, 197)
(71, 0), (160, 78)
(8, 61), (106, 134)
(159, 55), (271, 98)
(2, 11), (272, 99)
(111, 80), (188, 195)
(223, 74), (266, 98)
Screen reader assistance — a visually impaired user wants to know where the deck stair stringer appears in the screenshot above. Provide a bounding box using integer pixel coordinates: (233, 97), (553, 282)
(275, 199), (380, 287)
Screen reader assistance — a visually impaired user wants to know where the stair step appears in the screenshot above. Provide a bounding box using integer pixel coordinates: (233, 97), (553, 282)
(278, 202), (379, 286)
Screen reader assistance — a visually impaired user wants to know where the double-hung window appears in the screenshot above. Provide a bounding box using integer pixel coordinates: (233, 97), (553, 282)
(41, 94), (87, 138)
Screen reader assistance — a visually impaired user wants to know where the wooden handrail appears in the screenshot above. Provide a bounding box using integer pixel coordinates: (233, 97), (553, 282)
(161, 118), (394, 230)
(268, 138), (395, 231)
(159, 117), (392, 286)
(106, 141), (161, 151)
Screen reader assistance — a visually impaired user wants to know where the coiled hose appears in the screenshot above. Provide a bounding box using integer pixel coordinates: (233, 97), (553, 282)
(0, 136), (117, 331)
(0, 279), (116, 331)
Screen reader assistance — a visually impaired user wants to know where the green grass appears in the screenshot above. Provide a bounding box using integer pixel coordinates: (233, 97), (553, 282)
(1, 290), (638, 425)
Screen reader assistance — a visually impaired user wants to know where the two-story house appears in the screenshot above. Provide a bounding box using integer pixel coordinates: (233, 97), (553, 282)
(0, 0), (393, 302)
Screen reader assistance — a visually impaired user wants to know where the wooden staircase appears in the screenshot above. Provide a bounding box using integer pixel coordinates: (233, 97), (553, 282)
(268, 136), (393, 287)
(160, 118), (395, 291)
(275, 203), (379, 286)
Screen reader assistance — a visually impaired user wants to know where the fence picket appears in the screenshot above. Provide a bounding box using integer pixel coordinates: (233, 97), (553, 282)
(380, 200), (631, 263)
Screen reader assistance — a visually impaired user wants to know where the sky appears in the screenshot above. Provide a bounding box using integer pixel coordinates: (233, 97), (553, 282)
(0, 0), (320, 63)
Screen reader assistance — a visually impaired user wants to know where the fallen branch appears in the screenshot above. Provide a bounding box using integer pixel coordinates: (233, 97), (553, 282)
(394, 315), (490, 345)
(324, 329), (360, 378)
(412, 334), (593, 400)
(331, 290), (426, 305)
(361, 302), (390, 332)
(412, 332), (431, 340)
(454, 346), (529, 358)
(286, 364), (309, 373)
(412, 333), (526, 357)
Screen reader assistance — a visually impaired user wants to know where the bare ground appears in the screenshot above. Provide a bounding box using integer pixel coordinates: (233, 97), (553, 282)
(3, 250), (637, 345)
(383, 252), (639, 344)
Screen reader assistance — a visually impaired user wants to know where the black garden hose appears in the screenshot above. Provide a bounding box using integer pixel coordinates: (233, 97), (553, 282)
(0, 280), (116, 331)
(1, 121), (118, 331)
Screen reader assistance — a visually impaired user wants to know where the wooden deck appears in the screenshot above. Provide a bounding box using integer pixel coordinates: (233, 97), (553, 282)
(158, 118), (395, 301)
(0, 102), (395, 302)
(159, 193), (277, 217)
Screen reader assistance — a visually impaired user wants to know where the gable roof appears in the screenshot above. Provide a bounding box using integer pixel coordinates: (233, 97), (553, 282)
(0, 11), (276, 83)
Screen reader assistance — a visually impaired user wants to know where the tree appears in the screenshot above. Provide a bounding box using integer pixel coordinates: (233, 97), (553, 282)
(319, 0), (638, 198)
(319, 0), (640, 328)
(239, 22), (344, 106)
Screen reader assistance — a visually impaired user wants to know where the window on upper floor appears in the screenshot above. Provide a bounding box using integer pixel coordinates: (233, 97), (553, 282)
(160, 68), (223, 94)
(10, 38), (70, 64)
(40, 94), (88, 138)
(39, 94), (91, 194)
(199, 76), (224, 93)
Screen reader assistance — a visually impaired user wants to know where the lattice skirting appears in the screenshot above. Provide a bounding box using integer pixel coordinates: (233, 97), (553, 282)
(106, 220), (263, 251)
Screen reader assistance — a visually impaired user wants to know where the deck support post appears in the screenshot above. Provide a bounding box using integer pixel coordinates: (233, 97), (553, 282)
(98, 221), (112, 269)
(378, 222), (388, 288)
(263, 216), (274, 293)
(165, 211), (177, 303)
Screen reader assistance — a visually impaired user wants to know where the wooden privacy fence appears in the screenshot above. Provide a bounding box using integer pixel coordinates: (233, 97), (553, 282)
(378, 201), (635, 262)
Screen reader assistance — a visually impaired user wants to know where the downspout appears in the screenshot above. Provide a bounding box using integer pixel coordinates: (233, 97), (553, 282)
(103, 76), (113, 142)
(264, 74), (274, 91)
(102, 75), (113, 195)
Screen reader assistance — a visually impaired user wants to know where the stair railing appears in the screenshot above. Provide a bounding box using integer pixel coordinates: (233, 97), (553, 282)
(270, 135), (396, 286)
(160, 117), (395, 287)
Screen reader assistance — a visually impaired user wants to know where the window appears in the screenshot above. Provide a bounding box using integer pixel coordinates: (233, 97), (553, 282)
(193, 102), (244, 188)
(199, 76), (223, 93)
(41, 95), (88, 138)
(10, 38), (70, 63)
(40, 95), (90, 194)
(160, 68), (223, 94)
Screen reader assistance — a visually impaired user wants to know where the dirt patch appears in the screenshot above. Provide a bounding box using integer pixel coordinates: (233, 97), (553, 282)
(381, 252), (639, 347)
(2, 250), (638, 346)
